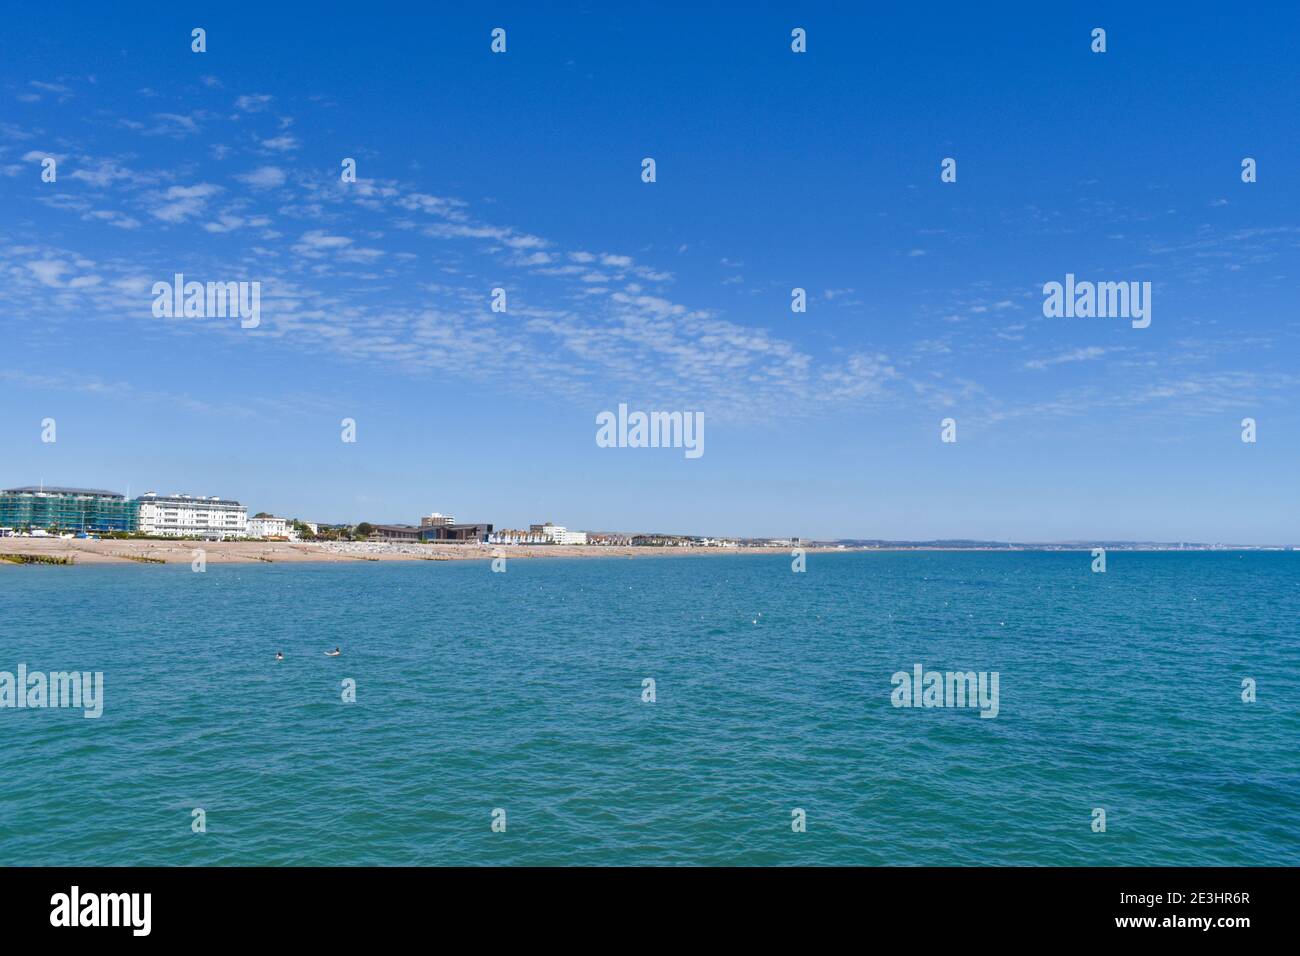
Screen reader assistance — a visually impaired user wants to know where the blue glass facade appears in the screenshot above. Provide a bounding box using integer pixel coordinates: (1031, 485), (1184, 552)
(0, 487), (139, 532)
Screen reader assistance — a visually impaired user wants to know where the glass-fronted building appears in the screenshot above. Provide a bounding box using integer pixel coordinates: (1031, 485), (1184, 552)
(0, 487), (139, 533)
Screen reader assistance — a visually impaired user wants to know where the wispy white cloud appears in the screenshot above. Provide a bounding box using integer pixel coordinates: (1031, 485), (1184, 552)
(146, 112), (201, 137)
(237, 165), (287, 189)
(234, 94), (273, 112)
(11, 71), (1290, 436)
(1024, 346), (1109, 370)
(147, 183), (221, 223)
(258, 133), (299, 152)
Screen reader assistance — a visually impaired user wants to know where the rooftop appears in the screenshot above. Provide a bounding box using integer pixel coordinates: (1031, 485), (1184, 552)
(3, 486), (126, 499)
(137, 493), (242, 505)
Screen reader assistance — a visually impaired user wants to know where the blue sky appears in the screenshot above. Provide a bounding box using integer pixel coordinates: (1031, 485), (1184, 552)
(2, 2), (1298, 542)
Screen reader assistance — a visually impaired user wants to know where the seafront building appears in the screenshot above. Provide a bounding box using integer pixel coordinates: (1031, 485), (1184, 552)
(351, 508), (490, 543)
(489, 523), (587, 545)
(631, 533), (694, 547)
(1, 484), (251, 538)
(367, 525), (422, 543)
(366, 521), (493, 543)
(419, 523), (492, 542)
(0, 486), (139, 533)
(489, 528), (551, 545)
(587, 532), (633, 546)
(530, 523), (587, 545)
(246, 515), (296, 540)
(416, 511), (492, 541)
(135, 492), (248, 539)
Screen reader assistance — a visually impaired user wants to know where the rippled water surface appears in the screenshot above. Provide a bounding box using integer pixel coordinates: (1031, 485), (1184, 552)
(2, 551), (1297, 865)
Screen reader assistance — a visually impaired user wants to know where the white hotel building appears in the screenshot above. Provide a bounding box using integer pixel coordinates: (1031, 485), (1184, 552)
(532, 523), (587, 545)
(490, 522), (587, 546)
(136, 492), (248, 539)
(246, 515), (297, 540)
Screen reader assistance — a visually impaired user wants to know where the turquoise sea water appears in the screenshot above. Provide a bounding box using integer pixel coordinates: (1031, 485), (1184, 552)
(1, 551), (1297, 866)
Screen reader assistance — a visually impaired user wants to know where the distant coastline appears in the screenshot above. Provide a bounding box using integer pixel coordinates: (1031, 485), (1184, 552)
(0, 538), (838, 566)
(0, 538), (1293, 567)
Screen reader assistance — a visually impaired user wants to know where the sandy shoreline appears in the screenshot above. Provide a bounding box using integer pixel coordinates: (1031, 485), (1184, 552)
(0, 538), (851, 566)
(2, 540), (1264, 566)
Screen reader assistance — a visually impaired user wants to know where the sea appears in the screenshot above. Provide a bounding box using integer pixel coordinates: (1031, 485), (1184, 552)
(2, 551), (1296, 866)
